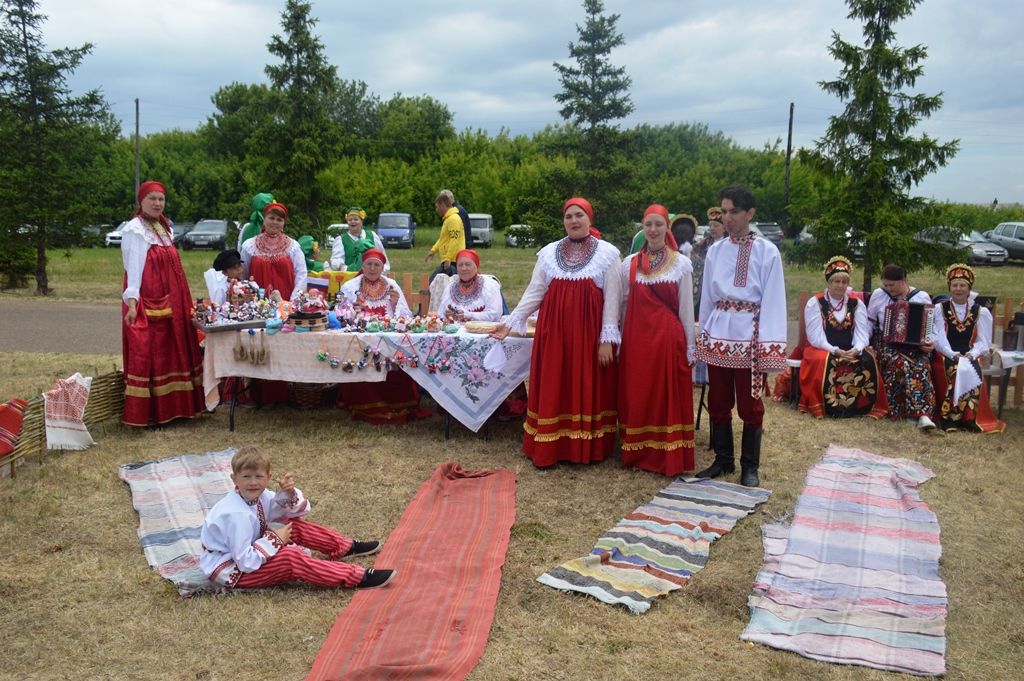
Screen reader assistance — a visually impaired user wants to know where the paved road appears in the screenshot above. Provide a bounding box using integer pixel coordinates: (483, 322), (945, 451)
(0, 298), (122, 354)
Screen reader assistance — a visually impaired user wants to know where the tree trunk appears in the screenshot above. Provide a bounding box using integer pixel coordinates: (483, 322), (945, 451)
(34, 238), (51, 296)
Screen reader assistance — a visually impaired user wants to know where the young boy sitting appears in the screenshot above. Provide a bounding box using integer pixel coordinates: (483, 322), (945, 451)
(199, 446), (395, 590)
(204, 249), (245, 305)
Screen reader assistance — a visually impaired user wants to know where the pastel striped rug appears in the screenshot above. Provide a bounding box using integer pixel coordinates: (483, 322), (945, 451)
(307, 462), (516, 681)
(537, 478), (771, 613)
(119, 448), (236, 596)
(741, 445), (947, 676)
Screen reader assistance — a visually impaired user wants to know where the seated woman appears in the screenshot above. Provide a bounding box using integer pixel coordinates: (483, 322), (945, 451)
(798, 256), (888, 419)
(435, 249), (503, 322)
(930, 264), (1005, 433)
(336, 250), (426, 424)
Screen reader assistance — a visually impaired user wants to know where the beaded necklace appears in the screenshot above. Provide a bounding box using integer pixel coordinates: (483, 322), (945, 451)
(555, 235), (598, 273)
(141, 217), (172, 246)
(646, 247), (667, 274)
(360, 276), (390, 304)
(946, 299), (975, 332)
(451, 275), (482, 305)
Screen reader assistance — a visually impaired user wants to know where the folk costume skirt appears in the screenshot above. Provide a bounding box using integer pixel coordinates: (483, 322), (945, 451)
(523, 278), (617, 467)
(122, 245), (204, 426)
(248, 254), (296, 404)
(930, 355), (1005, 433)
(336, 371), (426, 425)
(798, 347), (888, 419)
(618, 279), (695, 476)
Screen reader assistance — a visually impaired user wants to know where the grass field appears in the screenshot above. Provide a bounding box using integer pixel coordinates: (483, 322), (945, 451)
(1, 235), (1023, 681)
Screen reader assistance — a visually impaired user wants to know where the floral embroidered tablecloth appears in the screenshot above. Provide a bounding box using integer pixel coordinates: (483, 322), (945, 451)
(203, 330), (532, 431)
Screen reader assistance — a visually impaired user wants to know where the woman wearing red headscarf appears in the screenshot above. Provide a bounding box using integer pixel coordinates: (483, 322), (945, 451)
(491, 197), (622, 467)
(336, 249), (426, 424)
(239, 201), (307, 301)
(618, 205), (696, 475)
(121, 181), (205, 426)
(436, 249), (503, 322)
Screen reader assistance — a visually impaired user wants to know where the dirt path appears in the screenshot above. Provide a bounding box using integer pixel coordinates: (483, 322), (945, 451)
(0, 298), (122, 354)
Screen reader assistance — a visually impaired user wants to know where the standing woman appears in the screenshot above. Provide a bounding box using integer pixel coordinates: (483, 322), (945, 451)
(329, 206), (389, 272)
(618, 205), (696, 476)
(121, 181), (205, 426)
(798, 256), (888, 419)
(691, 207), (726, 315)
(240, 201), (307, 301)
(491, 197), (622, 468)
(930, 264), (1005, 432)
(435, 249), (503, 322)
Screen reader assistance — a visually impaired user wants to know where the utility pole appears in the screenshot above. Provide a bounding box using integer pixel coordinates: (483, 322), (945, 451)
(134, 98), (140, 199)
(783, 102), (794, 235)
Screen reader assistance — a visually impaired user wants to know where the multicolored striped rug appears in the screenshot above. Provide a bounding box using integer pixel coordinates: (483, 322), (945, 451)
(537, 478), (771, 614)
(741, 445), (947, 676)
(119, 448), (236, 597)
(307, 461), (516, 681)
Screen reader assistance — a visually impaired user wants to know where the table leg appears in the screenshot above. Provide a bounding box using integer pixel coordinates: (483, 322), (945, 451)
(998, 369), (1011, 419)
(444, 410), (451, 440)
(229, 377), (239, 432)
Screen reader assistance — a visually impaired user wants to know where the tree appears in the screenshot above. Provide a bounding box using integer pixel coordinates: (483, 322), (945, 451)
(261, 0), (341, 231)
(0, 0), (117, 294)
(552, 0), (636, 244)
(373, 94), (455, 164)
(804, 0), (958, 291)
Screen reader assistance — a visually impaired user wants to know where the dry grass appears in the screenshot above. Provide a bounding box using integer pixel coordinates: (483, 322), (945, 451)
(1, 345), (1022, 680)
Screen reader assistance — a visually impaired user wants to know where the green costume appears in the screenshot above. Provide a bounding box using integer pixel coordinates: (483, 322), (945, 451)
(238, 192), (274, 248)
(340, 229), (379, 272)
(298, 235), (320, 272)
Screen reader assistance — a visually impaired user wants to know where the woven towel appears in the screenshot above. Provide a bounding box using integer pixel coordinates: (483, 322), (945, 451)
(119, 449), (236, 596)
(538, 478), (771, 613)
(741, 445), (947, 676)
(0, 398), (29, 458)
(44, 372), (94, 450)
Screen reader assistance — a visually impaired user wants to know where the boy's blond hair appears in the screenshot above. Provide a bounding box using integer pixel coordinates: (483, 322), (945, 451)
(231, 446), (272, 474)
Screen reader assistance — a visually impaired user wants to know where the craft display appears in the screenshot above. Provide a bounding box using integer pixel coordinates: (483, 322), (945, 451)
(288, 289), (329, 332)
(194, 281), (282, 331)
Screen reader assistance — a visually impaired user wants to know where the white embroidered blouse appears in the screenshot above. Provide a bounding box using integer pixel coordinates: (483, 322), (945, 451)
(932, 296), (992, 360)
(804, 290), (870, 353)
(338, 274), (413, 317)
(436, 275), (503, 322)
(120, 217), (174, 303)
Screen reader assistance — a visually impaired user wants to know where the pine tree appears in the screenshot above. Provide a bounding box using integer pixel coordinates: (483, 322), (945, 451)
(0, 0), (116, 294)
(807, 0), (958, 291)
(551, 0), (636, 244)
(262, 0), (340, 231)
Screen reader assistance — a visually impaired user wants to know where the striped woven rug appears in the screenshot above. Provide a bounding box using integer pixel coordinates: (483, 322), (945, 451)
(119, 448), (236, 597)
(537, 478), (771, 614)
(741, 445), (947, 676)
(307, 461), (516, 681)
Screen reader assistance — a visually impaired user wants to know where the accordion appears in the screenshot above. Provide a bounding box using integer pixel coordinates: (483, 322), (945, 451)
(882, 300), (934, 346)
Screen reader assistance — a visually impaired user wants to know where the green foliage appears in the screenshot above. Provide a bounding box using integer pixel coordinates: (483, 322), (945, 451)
(803, 0), (959, 291)
(0, 225), (33, 288)
(0, 0), (119, 294)
(372, 94), (455, 164)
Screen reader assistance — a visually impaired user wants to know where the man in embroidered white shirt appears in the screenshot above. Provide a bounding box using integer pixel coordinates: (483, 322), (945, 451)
(695, 185), (787, 487)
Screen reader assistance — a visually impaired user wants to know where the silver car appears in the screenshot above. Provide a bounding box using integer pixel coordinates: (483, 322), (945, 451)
(986, 221), (1024, 259)
(916, 227), (1008, 265)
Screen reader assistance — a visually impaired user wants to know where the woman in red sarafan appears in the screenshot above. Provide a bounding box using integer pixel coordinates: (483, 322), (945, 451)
(618, 204), (696, 476)
(798, 255), (888, 419)
(491, 197), (622, 468)
(121, 181), (205, 426)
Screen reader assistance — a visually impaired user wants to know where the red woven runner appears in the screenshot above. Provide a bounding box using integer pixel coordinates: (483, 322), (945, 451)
(307, 461), (516, 681)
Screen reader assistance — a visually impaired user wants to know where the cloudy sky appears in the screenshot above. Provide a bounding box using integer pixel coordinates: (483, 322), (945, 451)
(37, 0), (1024, 204)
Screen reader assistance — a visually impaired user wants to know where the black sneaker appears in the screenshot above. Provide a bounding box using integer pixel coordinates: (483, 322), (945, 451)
(356, 568), (396, 589)
(345, 540), (381, 557)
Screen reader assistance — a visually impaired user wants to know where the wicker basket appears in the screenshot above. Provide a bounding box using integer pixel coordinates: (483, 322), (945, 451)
(289, 314), (327, 332)
(288, 382), (332, 410)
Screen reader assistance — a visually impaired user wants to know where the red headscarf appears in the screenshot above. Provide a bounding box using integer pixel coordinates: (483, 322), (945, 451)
(263, 201), (289, 220)
(639, 204), (678, 274)
(362, 248), (387, 265)
(455, 249), (480, 268)
(133, 180), (171, 229)
(562, 197), (602, 239)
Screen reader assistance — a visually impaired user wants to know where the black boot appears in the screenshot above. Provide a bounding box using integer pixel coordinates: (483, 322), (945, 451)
(696, 423), (735, 478)
(740, 426), (762, 487)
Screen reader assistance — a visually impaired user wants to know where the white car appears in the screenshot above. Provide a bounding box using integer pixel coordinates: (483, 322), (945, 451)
(324, 223), (346, 249)
(468, 213), (494, 248)
(104, 221), (128, 247)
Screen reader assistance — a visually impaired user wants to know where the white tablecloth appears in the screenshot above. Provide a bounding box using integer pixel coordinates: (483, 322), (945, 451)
(203, 330), (533, 431)
(996, 349), (1024, 370)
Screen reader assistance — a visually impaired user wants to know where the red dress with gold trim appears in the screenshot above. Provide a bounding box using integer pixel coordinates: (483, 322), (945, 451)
(121, 221), (204, 426)
(618, 251), (695, 475)
(507, 237), (622, 467)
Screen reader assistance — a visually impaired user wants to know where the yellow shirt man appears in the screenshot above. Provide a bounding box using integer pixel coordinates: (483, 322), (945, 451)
(430, 206), (466, 264)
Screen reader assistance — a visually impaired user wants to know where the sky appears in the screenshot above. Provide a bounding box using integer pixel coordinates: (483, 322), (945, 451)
(36, 0), (1024, 204)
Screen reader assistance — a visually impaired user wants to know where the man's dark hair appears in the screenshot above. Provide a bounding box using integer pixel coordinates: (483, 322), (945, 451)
(881, 264), (907, 281)
(718, 184), (757, 211)
(213, 249), (242, 272)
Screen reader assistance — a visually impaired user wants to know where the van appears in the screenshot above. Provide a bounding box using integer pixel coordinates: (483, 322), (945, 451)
(468, 213), (494, 248)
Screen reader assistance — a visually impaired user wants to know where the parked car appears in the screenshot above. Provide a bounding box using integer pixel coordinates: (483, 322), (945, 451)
(468, 213), (494, 248)
(375, 212), (416, 249)
(915, 226), (1008, 265)
(985, 221), (1024, 259)
(694, 224), (709, 241)
(171, 222), (195, 247)
(179, 219), (229, 250)
(324, 223), (346, 249)
(104, 221), (128, 247)
(505, 224), (532, 247)
(752, 222), (784, 246)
